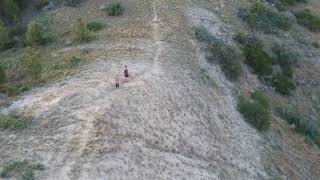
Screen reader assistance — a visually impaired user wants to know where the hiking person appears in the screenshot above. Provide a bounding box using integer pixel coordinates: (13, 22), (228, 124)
(114, 73), (120, 88)
(124, 65), (129, 78)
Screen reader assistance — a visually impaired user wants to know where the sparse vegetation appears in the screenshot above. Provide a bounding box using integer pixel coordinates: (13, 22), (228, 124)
(195, 26), (242, 81)
(64, 0), (83, 7)
(235, 33), (296, 95)
(22, 47), (42, 80)
(0, 160), (44, 180)
(106, 1), (124, 16)
(87, 21), (103, 31)
(208, 43), (243, 81)
(73, 18), (90, 42)
(0, 114), (31, 130)
(239, 1), (293, 32)
(277, 103), (320, 146)
(238, 91), (271, 131)
(296, 9), (320, 32)
(26, 21), (46, 45)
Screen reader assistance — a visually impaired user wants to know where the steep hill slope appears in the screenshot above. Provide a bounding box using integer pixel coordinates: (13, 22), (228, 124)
(0, 0), (269, 179)
(1, 0), (320, 179)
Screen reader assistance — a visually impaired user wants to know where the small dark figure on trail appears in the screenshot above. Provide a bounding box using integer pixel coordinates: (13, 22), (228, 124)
(114, 73), (120, 88)
(124, 65), (129, 78)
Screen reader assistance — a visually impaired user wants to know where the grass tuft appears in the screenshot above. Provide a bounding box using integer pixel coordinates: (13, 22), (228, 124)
(106, 1), (124, 16)
(0, 114), (31, 130)
(0, 160), (44, 180)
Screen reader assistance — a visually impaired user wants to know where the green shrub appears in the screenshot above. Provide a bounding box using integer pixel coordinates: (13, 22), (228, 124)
(0, 20), (12, 49)
(238, 91), (271, 131)
(209, 43), (243, 81)
(296, 9), (320, 32)
(239, 1), (293, 32)
(0, 114), (31, 130)
(22, 47), (42, 79)
(194, 25), (219, 44)
(26, 21), (45, 45)
(35, 0), (49, 10)
(272, 74), (295, 95)
(236, 33), (274, 78)
(0, 160), (44, 179)
(312, 41), (320, 48)
(73, 18), (90, 42)
(234, 31), (263, 48)
(243, 46), (274, 77)
(0, 64), (7, 85)
(277, 103), (320, 146)
(86, 21), (103, 31)
(106, 1), (124, 16)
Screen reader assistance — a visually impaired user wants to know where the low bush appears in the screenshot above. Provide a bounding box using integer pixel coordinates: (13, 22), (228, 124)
(106, 1), (124, 16)
(0, 64), (6, 85)
(195, 26), (241, 81)
(234, 31), (263, 48)
(87, 21), (103, 31)
(209, 43), (243, 81)
(194, 25), (218, 44)
(35, 0), (49, 10)
(243, 46), (274, 77)
(73, 18), (90, 42)
(296, 9), (320, 32)
(26, 21), (46, 45)
(277, 104), (320, 146)
(238, 91), (271, 131)
(239, 1), (293, 32)
(4, 84), (30, 96)
(0, 21), (12, 49)
(22, 47), (42, 80)
(0, 160), (44, 179)
(0, 114), (31, 130)
(272, 74), (295, 95)
(272, 44), (299, 65)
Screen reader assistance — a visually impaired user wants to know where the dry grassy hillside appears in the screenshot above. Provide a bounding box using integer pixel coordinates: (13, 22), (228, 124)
(0, 0), (319, 179)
